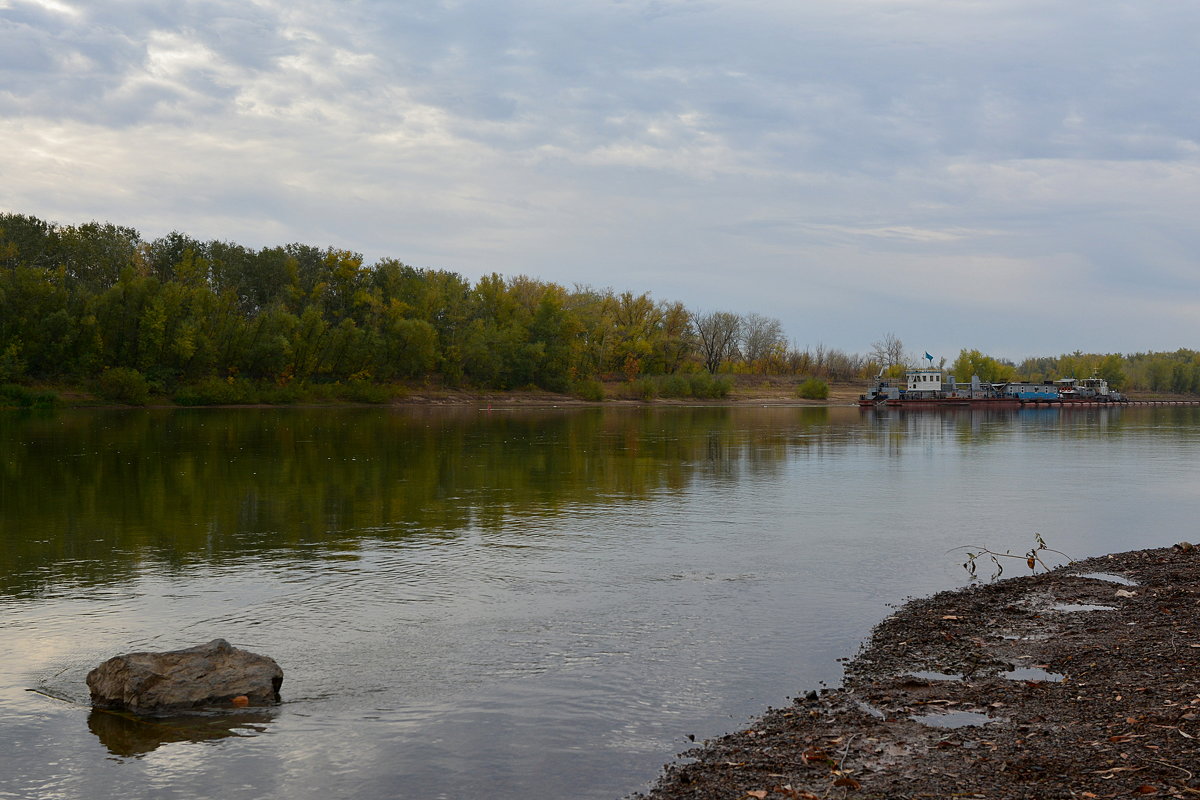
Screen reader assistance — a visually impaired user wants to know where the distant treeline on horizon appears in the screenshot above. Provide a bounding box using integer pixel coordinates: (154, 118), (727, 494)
(2, 212), (1198, 402)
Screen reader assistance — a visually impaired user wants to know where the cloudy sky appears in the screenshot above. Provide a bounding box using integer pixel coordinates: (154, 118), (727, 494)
(2, 0), (1198, 360)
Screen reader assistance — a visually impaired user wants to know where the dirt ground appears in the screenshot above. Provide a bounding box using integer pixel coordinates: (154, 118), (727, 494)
(636, 545), (1200, 800)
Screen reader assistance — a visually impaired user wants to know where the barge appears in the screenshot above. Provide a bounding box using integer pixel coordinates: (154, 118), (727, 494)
(859, 367), (1126, 408)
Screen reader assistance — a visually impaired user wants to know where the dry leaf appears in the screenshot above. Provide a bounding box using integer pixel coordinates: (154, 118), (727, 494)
(832, 777), (862, 790)
(1115, 589), (1137, 597)
(941, 615), (961, 620)
(745, 791), (768, 799)
(1134, 785), (1159, 795)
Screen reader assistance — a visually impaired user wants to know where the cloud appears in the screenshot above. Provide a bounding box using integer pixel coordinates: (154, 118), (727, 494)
(2, 0), (1200, 356)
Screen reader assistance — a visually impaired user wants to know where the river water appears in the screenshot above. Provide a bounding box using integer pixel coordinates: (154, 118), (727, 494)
(2, 404), (1198, 799)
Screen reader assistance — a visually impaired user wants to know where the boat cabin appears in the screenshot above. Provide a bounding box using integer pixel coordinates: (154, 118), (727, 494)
(1000, 382), (1057, 400)
(906, 368), (943, 393)
(1077, 376), (1111, 397)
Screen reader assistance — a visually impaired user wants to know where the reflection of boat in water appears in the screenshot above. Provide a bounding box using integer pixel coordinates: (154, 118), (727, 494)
(859, 368), (1126, 408)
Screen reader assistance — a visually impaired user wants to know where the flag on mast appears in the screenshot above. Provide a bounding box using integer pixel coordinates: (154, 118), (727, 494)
(924, 351), (933, 364)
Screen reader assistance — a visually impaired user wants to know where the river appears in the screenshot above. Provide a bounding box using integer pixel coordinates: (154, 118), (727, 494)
(2, 404), (1198, 799)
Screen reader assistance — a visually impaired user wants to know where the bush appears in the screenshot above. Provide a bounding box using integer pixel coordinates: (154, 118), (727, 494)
(628, 377), (658, 400)
(572, 379), (605, 401)
(337, 378), (394, 404)
(689, 373), (732, 399)
(797, 377), (829, 400)
(97, 367), (150, 405)
(173, 377), (257, 405)
(0, 383), (58, 409)
(30, 388), (58, 408)
(662, 374), (692, 398)
(619, 373), (732, 400)
(0, 383), (33, 407)
(256, 383), (302, 405)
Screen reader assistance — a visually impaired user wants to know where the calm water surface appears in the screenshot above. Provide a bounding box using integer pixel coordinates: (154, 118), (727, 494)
(2, 405), (1199, 799)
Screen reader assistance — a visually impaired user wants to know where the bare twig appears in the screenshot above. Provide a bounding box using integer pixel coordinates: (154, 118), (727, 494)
(950, 533), (1073, 580)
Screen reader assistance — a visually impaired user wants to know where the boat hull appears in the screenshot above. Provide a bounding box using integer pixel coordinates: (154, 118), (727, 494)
(857, 397), (1124, 408)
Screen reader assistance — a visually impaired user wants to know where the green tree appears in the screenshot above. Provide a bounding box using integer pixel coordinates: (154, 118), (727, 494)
(950, 349), (1015, 384)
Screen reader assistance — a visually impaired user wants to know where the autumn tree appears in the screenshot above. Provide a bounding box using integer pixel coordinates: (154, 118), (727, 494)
(693, 311), (741, 373)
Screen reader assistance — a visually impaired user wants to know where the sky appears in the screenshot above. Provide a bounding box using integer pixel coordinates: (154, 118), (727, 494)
(2, 0), (1199, 361)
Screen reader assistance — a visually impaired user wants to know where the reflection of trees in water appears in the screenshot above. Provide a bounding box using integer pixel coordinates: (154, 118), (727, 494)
(87, 708), (275, 758)
(857, 406), (1193, 458)
(19, 403), (1168, 596)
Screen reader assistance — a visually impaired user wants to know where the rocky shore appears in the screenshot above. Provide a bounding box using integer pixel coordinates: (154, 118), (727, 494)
(638, 545), (1199, 799)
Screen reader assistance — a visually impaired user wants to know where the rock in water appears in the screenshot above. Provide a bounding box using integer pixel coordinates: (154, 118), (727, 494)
(87, 639), (283, 714)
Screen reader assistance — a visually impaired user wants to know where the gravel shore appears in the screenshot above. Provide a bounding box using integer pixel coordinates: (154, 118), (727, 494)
(637, 545), (1200, 799)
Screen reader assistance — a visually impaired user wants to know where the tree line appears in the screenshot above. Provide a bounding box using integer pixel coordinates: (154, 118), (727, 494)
(0, 212), (868, 400)
(1, 212), (1197, 402)
(890, 344), (1200, 396)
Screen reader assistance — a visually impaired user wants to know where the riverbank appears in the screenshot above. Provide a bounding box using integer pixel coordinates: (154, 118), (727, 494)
(8, 377), (1200, 409)
(637, 545), (1200, 799)
(1, 377), (865, 409)
(400, 379), (864, 406)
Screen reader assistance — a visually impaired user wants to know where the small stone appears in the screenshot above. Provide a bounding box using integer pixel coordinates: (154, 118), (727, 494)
(86, 639), (283, 714)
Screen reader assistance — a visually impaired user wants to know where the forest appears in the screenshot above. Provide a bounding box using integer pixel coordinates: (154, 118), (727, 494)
(1, 212), (1198, 405)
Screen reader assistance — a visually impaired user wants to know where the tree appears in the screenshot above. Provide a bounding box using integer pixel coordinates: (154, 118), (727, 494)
(870, 333), (905, 370)
(693, 311), (741, 373)
(740, 313), (786, 372)
(1096, 353), (1126, 391)
(653, 300), (695, 374)
(950, 349), (1015, 384)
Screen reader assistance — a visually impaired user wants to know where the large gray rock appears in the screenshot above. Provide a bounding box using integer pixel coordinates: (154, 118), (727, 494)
(86, 639), (283, 714)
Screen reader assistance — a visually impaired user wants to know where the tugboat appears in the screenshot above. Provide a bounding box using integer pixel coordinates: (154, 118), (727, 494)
(859, 361), (1125, 408)
(1054, 374), (1124, 403)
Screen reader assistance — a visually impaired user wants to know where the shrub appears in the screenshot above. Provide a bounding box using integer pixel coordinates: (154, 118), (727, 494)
(619, 373), (732, 400)
(661, 374), (692, 398)
(0, 383), (32, 407)
(338, 378), (394, 404)
(689, 373), (732, 399)
(0, 383), (57, 408)
(797, 377), (829, 400)
(30, 388), (58, 408)
(572, 379), (605, 401)
(173, 377), (257, 406)
(257, 383), (302, 405)
(628, 377), (658, 400)
(97, 367), (150, 405)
